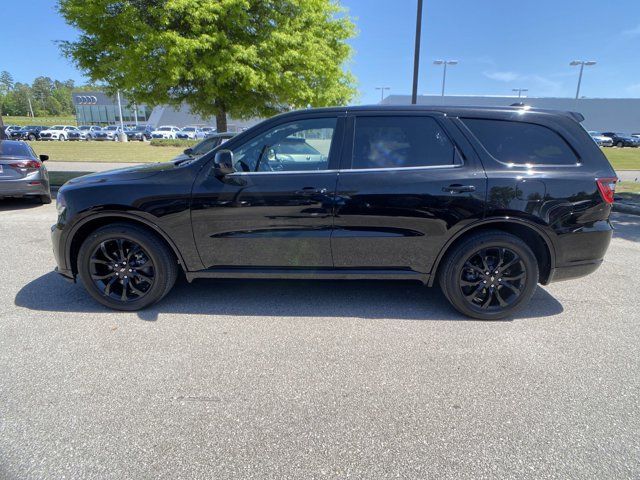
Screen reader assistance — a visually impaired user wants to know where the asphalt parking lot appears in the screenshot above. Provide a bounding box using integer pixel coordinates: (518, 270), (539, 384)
(1, 200), (639, 479)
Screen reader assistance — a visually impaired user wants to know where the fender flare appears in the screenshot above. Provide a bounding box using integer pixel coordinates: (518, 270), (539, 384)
(65, 211), (189, 274)
(427, 217), (557, 287)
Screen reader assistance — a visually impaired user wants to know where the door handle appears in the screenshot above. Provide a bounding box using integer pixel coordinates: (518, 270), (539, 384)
(296, 187), (328, 196)
(443, 184), (476, 194)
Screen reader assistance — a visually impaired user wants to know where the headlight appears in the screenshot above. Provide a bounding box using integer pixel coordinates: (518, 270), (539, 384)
(56, 191), (67, 215)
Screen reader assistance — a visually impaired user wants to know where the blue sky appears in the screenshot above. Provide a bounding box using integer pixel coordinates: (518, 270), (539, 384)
(3, 0), (640, 105)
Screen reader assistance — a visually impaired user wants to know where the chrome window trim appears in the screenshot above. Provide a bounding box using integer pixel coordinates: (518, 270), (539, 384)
(228, 169), (339, 176)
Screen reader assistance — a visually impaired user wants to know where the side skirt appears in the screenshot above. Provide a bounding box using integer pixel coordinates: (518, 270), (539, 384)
(185, 267), (430, 284)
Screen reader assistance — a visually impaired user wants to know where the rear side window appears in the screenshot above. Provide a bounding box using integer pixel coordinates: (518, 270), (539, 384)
(462, 118), (579, 166)
(352, 116), (457, 169)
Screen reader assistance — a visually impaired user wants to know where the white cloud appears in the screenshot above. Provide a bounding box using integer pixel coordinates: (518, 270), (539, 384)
(483, 70), (563, 96)
(627, 83), (640, 95)
(483, 71), (520, 82)
(622, 24), (640, 38)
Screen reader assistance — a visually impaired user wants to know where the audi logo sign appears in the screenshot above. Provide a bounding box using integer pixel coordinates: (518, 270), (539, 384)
(75, 95), (98, 105)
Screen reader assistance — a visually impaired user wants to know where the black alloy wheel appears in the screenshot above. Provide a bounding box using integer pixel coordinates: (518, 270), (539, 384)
(78, 224), (178, 310)
(89, 238), (156, 302)
(459, 247), (526, 311)
(439, 231), (539, 320)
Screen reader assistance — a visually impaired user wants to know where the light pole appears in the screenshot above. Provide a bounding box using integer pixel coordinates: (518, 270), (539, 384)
(411, 0), (424, 105)
(570, 60), (596, 100)
(433, 60), (458, 98)
(116, 90), (127, 142)
(375, 86), (391, 103)
(512, 88), (528, 98)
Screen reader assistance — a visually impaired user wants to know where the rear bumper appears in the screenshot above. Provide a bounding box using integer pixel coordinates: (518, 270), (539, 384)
(547, 220), (613, 283)
(0, 178), (49, 197)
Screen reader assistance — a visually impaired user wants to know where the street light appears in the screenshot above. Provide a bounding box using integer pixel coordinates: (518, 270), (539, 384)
(570, 60), (596, 100)
(512, 88), (528, 98)
(433, 60), (458, 98)
(375, 86), (391, 103)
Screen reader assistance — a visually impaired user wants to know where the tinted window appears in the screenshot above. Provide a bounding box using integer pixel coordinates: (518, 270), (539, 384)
(352, 116), (456, 169)
(462, 118), (579, 166)
(231, 118), (336, 172)
(0, 142), (32, 157)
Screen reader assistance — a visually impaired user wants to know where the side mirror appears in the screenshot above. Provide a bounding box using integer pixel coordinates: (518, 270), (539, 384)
(184, 148), (193, 156)
(39, 154), (49, 162)
(214, 149), (235, 176)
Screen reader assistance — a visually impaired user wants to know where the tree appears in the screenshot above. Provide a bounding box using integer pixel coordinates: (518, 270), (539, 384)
(0, 71), (14, 95)
(58, 0), (356, 131)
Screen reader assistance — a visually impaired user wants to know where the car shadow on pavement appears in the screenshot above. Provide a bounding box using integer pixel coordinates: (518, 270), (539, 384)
(611, 213), (640, 243)
(15, 271), (564, 322)
(0, 198), (46, 211)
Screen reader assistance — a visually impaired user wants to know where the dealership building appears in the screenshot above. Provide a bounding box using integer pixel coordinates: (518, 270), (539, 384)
(72, 91), (259, 131)
(381, 94), (640, 133)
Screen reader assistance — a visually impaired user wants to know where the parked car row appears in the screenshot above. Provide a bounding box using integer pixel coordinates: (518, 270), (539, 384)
(588, 131), (640, 147)
(3, 124), (219, 142)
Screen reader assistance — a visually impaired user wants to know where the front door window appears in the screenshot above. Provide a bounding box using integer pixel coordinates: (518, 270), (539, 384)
(231, 118), (337, 173)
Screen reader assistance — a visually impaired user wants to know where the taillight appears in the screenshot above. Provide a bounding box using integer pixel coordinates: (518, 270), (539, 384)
(10, 160), (41, 170)
(596, 177), (617, 204)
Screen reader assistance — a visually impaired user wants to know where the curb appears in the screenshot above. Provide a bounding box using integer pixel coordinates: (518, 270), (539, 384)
(613, 203), (640, 216)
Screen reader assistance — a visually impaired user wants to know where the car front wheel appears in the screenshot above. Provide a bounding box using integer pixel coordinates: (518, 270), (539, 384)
(59, 135), (66, 141)
(439, 231), (539, 320)
(77, 224), (178, 311)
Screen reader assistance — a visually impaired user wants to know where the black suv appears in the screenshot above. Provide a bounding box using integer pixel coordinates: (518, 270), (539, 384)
(11, 125), (46, 141)
(600, 132), (640, 148)
(51, 106), (617, 319)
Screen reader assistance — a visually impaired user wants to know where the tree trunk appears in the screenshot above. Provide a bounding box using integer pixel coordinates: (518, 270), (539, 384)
(0, 110), (6, 140)
(215, 110), (227, 133)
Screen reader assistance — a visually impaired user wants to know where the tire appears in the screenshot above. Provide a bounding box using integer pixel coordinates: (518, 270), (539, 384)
(59, 135), (66, 141)
(616, 141), (623, 148)
(28, 134), (36, 141)
(40, 194), (52, 204)
(438, 230), (539, 320)
(77, 223), (178, 311)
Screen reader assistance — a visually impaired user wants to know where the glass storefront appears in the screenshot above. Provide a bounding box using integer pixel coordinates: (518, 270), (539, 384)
(72, 92), (152, 126)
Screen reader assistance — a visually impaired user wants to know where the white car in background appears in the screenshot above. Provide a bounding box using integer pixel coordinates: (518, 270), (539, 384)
(39, 125), (79, 141)
(588, 131), (613, 147)
(151, 126), (181, 139)
(176, 126), (206, 140)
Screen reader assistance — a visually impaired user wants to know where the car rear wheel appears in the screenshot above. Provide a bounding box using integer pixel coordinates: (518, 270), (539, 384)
(616, 141), (623, 147)
(77, 224), (178, 311)
(439, 231), (539, 320)
(27, 134), (36, 141)
(40, 194), (52, 204)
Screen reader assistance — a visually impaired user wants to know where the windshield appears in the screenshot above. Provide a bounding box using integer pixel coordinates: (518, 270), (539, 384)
(26, 126), (40, 130)
(183, 127), (197, 132)
(106, 126), (119, 131)
(49, 125), (65, 131)
(190, 137), (219, 156)
(0, 141), (32, 157)
(158, 127), (173, 131)
(79, 126), (91, 130)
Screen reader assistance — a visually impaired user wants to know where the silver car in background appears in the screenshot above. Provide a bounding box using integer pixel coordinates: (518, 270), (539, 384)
(0, 140), (51, 203)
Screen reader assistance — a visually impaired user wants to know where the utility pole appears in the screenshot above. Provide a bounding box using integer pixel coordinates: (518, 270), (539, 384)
(411, 0), (424, 105)
(375, 86), (391, 103)
(27, 97), (35, 117)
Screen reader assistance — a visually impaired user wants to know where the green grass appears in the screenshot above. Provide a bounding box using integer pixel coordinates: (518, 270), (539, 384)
(4, 115), (77, 127)
(602, 148), (640, 171)
(149, 139), (199, 148)
(29, 141), (187, 163)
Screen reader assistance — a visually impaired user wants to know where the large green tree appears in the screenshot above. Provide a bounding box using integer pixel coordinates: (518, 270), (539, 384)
(57, 0), (356, 131)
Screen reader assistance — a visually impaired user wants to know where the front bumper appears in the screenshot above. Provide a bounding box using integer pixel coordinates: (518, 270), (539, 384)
(51, 223), (73, 280)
